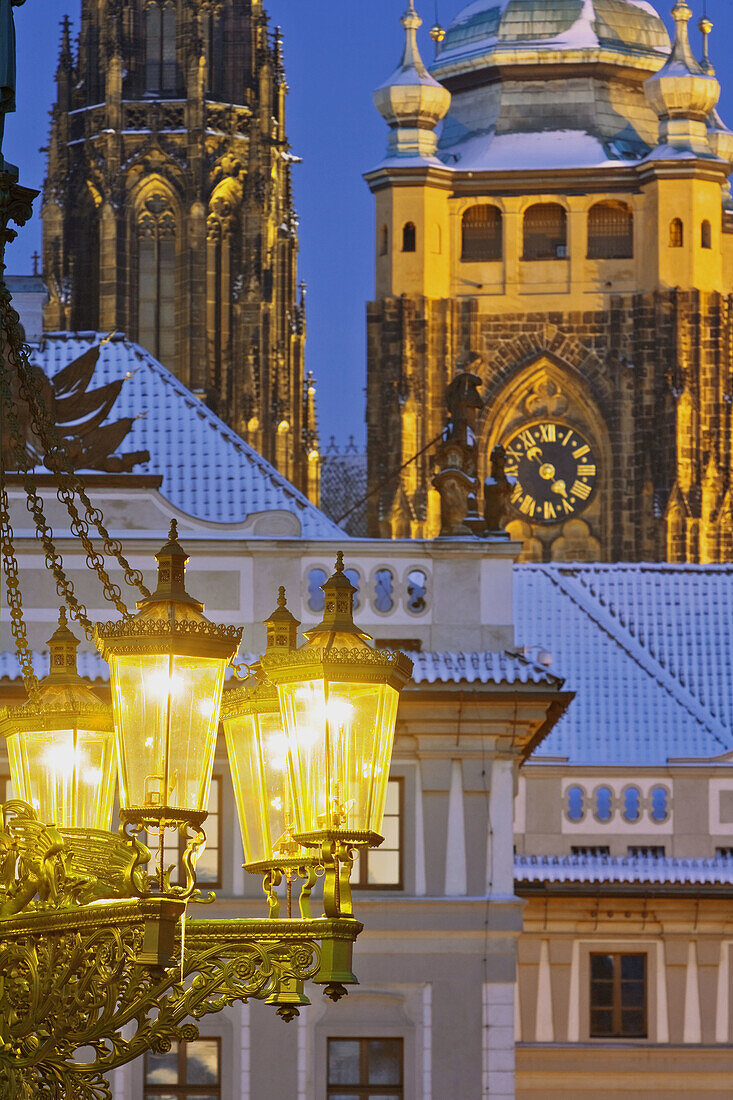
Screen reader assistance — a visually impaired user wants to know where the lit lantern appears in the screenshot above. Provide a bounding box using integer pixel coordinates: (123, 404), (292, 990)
(221, 588), (304, 868)
(94, 521), (242, 826)
(262, 555), (412, 847)
(0, 609), (116, 830)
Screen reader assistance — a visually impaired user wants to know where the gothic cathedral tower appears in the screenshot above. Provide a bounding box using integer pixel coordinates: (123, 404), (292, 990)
(366, 0), (733, 563)
(42, 0), (319, 499)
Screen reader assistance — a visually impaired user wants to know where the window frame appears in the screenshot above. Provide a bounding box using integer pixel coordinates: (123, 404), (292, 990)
(589, 952), (648, 1040)
(326, 1036), (404, 1098)
(353, 776), (404, 891)
(144, 1037), (222, 1098)
(401, 222), (416, 253)
(522, 202), (567, 261)
(460, 203), (502, 263)
(586, 200), (633, 260)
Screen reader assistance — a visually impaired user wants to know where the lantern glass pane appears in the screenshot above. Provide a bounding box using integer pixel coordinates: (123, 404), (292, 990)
(110, 653), (225, 813)
(224, 709), (294, 865)
(6, 727), (116, 830)
(278, 678), (398, 838)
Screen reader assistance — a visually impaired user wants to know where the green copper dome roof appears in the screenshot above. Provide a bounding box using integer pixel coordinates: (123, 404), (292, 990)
(433, 0), (670, 78)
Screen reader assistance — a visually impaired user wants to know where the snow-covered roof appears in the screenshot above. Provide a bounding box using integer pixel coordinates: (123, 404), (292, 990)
(30, 333), (343, 539)
(433, 0), (670, 77)
(410, 649), (561, 686)
(0, 648), (562, 690)
(515, 852), (733, 886)
(514, 563), (733, 765)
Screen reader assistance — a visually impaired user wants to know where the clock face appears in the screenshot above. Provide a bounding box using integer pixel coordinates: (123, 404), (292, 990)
(502, 422), (598, 525)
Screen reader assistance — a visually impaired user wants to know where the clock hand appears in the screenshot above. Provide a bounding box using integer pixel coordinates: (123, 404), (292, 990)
(526, 445), (542, 462)
(551, 479), (567, 497)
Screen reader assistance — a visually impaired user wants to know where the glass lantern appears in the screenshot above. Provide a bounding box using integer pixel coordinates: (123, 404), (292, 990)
(0, 609), (116, 831)
(262, 554), (412, 848)
(94, 521), (242, 827)
(222, 589), (305, 869)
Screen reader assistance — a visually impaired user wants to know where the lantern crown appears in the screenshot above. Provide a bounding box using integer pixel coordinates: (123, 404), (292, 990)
(46, 607), (83, 684)
(138, 519), (204, 614)
(303, 553), (371, 651)
(0, 609), (113, 737)
(263, 587), (300, 654)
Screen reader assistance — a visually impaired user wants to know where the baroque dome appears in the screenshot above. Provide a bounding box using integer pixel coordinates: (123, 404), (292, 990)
(433, 0), (670, 79)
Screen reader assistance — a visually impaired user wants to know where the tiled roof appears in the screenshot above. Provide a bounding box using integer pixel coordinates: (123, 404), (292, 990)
(0, 649), (561, 690)
(31, 333), (343, 539)
(410, 649), (562, 686)
(515, 853), (733, 886)
(514, 563), (733, 765)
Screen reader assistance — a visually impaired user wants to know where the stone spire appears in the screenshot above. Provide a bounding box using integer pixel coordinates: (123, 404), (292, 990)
(373, 0), (451, 161)
(644, 1), (720, 155)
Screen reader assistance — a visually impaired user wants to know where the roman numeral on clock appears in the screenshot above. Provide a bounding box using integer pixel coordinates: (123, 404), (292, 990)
(539, 423), (556, 442)
(571, 480), (591, 500)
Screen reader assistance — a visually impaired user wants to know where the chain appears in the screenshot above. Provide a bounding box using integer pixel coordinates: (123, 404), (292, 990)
(0, 290), (137, 619)
(0, 477), (38, 695)
(0, 325), (94, 640)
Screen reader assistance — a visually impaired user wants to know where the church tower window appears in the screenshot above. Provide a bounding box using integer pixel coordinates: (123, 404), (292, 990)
(669, 218), (683, 247)
(701, 219), (712, 249)
(137, 192), (177, 367)
(461, 204), (502, 262)
(145, 2), (178, 95)
(522, 203), (567, 260)
(402, 222), (416, 252)
(587, 201), (633, 259)
(379, 225), (389, 255)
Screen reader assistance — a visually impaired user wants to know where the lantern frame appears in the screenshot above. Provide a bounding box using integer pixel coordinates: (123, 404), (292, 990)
(95, 521), (242, 832)
(0, 609), (116, 832)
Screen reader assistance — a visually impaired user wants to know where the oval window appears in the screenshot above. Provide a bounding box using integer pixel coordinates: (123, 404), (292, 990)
(594, 786), (613, 823)
(650, 786), (669, 823)
(374, 568), (394, 613)
(307, 567), (327, 613)
(406, 569), (427, 614)
(622, 786), (641, 823)
(566, 785), (584, 822)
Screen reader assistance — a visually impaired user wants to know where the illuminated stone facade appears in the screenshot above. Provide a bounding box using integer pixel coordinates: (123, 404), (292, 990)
(366, 0), (733, 563)
(42, 0), (318, 499)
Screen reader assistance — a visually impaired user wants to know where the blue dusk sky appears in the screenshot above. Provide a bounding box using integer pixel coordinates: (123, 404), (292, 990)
(5, 0), (733, 446)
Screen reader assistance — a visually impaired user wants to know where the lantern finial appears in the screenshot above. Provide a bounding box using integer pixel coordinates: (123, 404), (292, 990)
(302, 555), (371, 650)
(47, 606), (82, 681)
(138, 520), (204, 612)
(263, 586), (300, 653)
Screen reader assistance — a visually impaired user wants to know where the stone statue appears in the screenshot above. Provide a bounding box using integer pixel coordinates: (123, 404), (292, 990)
(433, 369), (485, 536)
(484, 444), (513, 532)
(0, 0), (25, 175)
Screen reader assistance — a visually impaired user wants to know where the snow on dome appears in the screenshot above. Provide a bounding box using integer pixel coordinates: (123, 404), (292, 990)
(433, 0), (670, 80)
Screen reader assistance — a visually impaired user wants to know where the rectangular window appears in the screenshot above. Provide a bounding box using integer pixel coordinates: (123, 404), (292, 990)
(327, 1038), (403, 1098)
(145, 1038), (220, 1099)
(590, 953), (647, 1038)
(149, 776), (222, 889)
(627, 845), (665, 859)
(571, 845), (610, 857)
(353, 777), (403, 889)
(716, 847), (733, 859)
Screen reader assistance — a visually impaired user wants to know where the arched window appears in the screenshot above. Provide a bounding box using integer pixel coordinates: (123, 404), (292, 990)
(137, 191), (177, 367)
(461, 204), (502, 262)
(522, 203), (567, 260)
(402, 222), (416, 253)
(432, 223), (442, 255)
(201, 7), (224, 97)
(701, 219), (712, 249)
(379, 225), (388, 256)
(587, 201), (633, 259)
(145, 2), (178, 94)
(669, 218), (683, 247)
